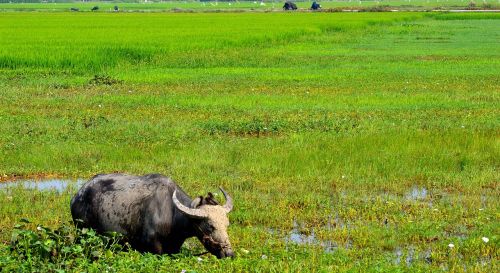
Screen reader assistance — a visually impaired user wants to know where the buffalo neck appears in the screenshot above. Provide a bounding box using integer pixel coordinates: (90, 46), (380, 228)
(171, 190), (197, 239)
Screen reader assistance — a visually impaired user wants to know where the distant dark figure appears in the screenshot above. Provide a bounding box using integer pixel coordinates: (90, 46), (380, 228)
(70, 7), (79, 12)
(114, 5), (119, 12)
(283, 1), (297, 10)
(311, 1), (321, 10)
(91, 6), (99, 11)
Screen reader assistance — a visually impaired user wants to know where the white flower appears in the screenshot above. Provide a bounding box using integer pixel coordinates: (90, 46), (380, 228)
(241, 248), (249, 254)
(261, 254), (268, 259)
(98, 104), (102, 108)
(181, 270), (187, 273)
(197, 257), (203, 262)
(448, 243), (454, 248)
(479, 208), (484, 211)
(341, 175), (346, 179)
(482, 237), (489, 243)
(37, 226), (42, 231)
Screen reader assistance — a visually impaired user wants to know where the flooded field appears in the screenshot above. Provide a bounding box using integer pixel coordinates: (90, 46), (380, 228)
(0, 179), (84, 192)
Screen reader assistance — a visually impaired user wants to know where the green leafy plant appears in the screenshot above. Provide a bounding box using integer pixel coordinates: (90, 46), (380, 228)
(6, 218), (128, 270)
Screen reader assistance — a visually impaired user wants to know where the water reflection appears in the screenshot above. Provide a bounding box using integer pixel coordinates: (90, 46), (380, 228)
(0, 179), (85, 192)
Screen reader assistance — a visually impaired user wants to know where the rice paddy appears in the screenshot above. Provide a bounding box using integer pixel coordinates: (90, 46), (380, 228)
(0, 0), (498, 12)
(0, 9), (498, 272)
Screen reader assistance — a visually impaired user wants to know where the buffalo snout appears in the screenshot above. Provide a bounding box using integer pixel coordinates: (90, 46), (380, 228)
(217, 249), (235, 259)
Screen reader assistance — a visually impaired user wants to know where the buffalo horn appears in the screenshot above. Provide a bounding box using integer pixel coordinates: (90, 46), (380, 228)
(219, 187), (233, 213)
(173, 190), (208, 219)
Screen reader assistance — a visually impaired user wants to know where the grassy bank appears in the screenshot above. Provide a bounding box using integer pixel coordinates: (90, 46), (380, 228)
(0, 12), (498, 272)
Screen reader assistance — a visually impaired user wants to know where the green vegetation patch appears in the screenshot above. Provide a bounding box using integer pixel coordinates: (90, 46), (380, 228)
(0, 11), (498, 272)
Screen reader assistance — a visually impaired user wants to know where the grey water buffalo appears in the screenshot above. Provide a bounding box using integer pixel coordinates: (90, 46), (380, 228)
(283, 1), (298, 10)
(70, 173), (235, 259)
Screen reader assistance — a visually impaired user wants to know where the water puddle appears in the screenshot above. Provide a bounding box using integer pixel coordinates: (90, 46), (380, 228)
(0, 179), (85, 192)
(269, 220), (352, 254)
(406, 186), (428, 201)
(394, 247), (403, 265)
(394, 246), (433, 266)
(285, 223), (338, 253)
(406, 247), (415, 266)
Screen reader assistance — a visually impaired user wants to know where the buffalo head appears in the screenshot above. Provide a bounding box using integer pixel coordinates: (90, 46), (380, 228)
(173, 187), (234, 259)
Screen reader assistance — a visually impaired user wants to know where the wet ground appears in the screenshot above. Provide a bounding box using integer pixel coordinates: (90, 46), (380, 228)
(0, 179), (84, 192)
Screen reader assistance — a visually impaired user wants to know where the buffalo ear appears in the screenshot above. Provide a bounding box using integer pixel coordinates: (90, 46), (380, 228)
(204, 192), (219, 205)
(191, 197), (203, 208)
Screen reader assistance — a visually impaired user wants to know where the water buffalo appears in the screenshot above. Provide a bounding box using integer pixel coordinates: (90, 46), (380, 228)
(311, 1), (321, 10)
(283, 1), (297, 10)
(70, 173), (235, 259)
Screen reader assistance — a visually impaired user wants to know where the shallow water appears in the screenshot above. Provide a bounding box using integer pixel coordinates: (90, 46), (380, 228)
(276, 220), (346, 253)
(0, 179), (85, 192)
(406, 186), (428, 201)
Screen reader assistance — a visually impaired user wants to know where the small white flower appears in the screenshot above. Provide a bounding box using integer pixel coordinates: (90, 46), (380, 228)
(37, 226), (42, 231)
(448, 243), (454, 248)
(98, 104), (102, 108)
(197, 257), (203, 262)
(433, 208), (438, 211)
(241, 248), (249, 254)
(461, 125), (465, 128)
(261, 254), (268, 259)
(479, 208), (484, 211)
(181, 270), (187, 273)
(482, 237), (489, 243)
(341, 175), (346, 179)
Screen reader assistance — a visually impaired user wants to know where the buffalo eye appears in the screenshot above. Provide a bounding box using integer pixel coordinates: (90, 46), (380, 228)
(202, 223), (214, 233)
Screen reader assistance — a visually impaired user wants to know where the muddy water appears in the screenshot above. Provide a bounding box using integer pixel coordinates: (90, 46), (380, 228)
(0, 179), (85, 192)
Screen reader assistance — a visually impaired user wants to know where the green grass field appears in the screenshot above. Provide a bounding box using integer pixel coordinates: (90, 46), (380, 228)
(0, 0), (498, 12)
(0, 11), (498, 272)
